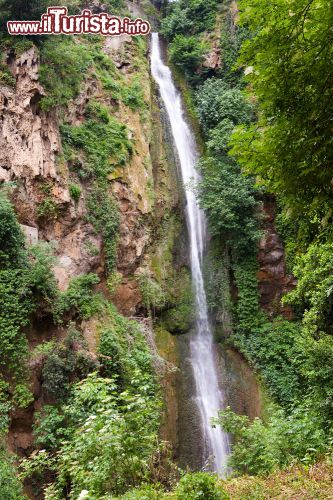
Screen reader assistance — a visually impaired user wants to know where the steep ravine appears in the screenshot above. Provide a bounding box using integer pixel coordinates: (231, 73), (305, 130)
(0, 2), (294, 492)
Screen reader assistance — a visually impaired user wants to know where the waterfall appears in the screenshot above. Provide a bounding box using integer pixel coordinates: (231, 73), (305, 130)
(150, 33), (230, 475)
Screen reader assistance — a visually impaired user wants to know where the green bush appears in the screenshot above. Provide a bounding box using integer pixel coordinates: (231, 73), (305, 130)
(162, 303), (194, 335)
(0, 63), (15, 86)
(0, 451), (25, 499)
(217, 405), (328, 476)
(169, 35), (206, 79)
(138, 274), (167, 313)
(174, 472), (227, 499)
(35, 366), (160, 498)
(61, 102), (133, 180)
(69, 183), (81, 203)
(195, 78), (253, 136)
(39, 37), (93, 110)
(98, 305), (158, 395)
(37, 197), (59, 221)
(198, 159), (261, 256)
(54, 273), (104, 322)
(122, 79), (145, 110)
(86, 185), (120, 274)
(120, 484), (164, 499)
(0, 191), (25, 268)
(33, 406), (67, 451)
(42, 331), (98, 402)
(161, 0), (220, 41)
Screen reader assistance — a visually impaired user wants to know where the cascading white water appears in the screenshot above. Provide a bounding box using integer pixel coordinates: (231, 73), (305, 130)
(150, 32), (230, 475)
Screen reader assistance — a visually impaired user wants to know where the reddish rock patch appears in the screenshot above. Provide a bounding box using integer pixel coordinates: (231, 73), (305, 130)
(257, 195), (296, 318)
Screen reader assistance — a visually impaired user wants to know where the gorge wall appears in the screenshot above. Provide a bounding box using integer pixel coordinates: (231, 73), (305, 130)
(0, 0), (295, 490)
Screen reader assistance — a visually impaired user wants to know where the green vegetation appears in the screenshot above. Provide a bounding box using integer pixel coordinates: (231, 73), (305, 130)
(1, 0), (332, 496)
(173, 472), (227, 499)
(39, 37), (93, 111)
(230, 0), (333, 230)
(162, 0), (333, 482)
(41, 328), (98, 403)
(86, 185), (120, 274)
(169, 35), (207, 81)
(0, 0), (52, 26)
(54, 273), (104, 322)
(22, 306), (161, 498)
(0, 451), (25, 500)
(61, 101), (133, 181)
(0, 193), (57, 388)
(69, 182), (82, 202)
(161, 0), (221, 85)
(0, 61), (15, 86)
(61, 100), (130, 274)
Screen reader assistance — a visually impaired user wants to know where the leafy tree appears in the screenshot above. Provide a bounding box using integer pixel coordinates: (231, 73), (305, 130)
(198, 158), (261, 256)
(0, 0), (52, 24)
(161, 5), (194, 40)
(195, 78), (253, 136)
(169, 35), (206, 79)
(230, 0), (333, 217)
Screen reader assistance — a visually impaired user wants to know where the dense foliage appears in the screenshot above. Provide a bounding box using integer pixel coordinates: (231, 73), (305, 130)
(22, 306), (161, 498)
(162, 0), (333, 479)
(1, 0), (332, 495)
(230, 0), (333, 222)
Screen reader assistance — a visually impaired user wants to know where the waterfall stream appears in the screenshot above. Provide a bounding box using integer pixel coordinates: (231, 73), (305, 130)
(150, 32), (230, 475)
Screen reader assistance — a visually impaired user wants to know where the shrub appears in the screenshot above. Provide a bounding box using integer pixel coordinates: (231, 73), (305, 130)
(60, 102), (133, 180)
(198, 159), (261, 256)
(69, 183), (81, 203)
(161, 0), (220, 41)
(174, 472), (227, 499)
(39, 37), (93, 110)
(33, 406), (67, 451)
(28, 243), (58, 312)
(0, 268), (32, 374)
(161, 303), (194, 334)
(169, 35), (206, 78)
(42, 333), (98, 402)
(120, 484), (164, 499)
(0, 63), (15, 86)
(0, 451), (25, 499)
(98, 306), (158, 394)
(195, 78), (253, 136)
(122, 79), (145, 110)
(217, 405), (329, 476)
(37, 197), (59, 221)
(48, 372), (160, 497)
(86, 186), (120, 274)
(0, 191), (25, 268)
(138, 274), (167, 313)
(54, 273), (104, 322)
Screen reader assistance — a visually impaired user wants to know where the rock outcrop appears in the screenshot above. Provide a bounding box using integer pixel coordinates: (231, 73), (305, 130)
(257, 195), (295, 318)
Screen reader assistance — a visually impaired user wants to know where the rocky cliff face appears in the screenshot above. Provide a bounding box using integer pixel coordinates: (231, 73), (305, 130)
(0, 34), (179, 304)
(1, 27), (182, 459)
(257, 195), (295, 318)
